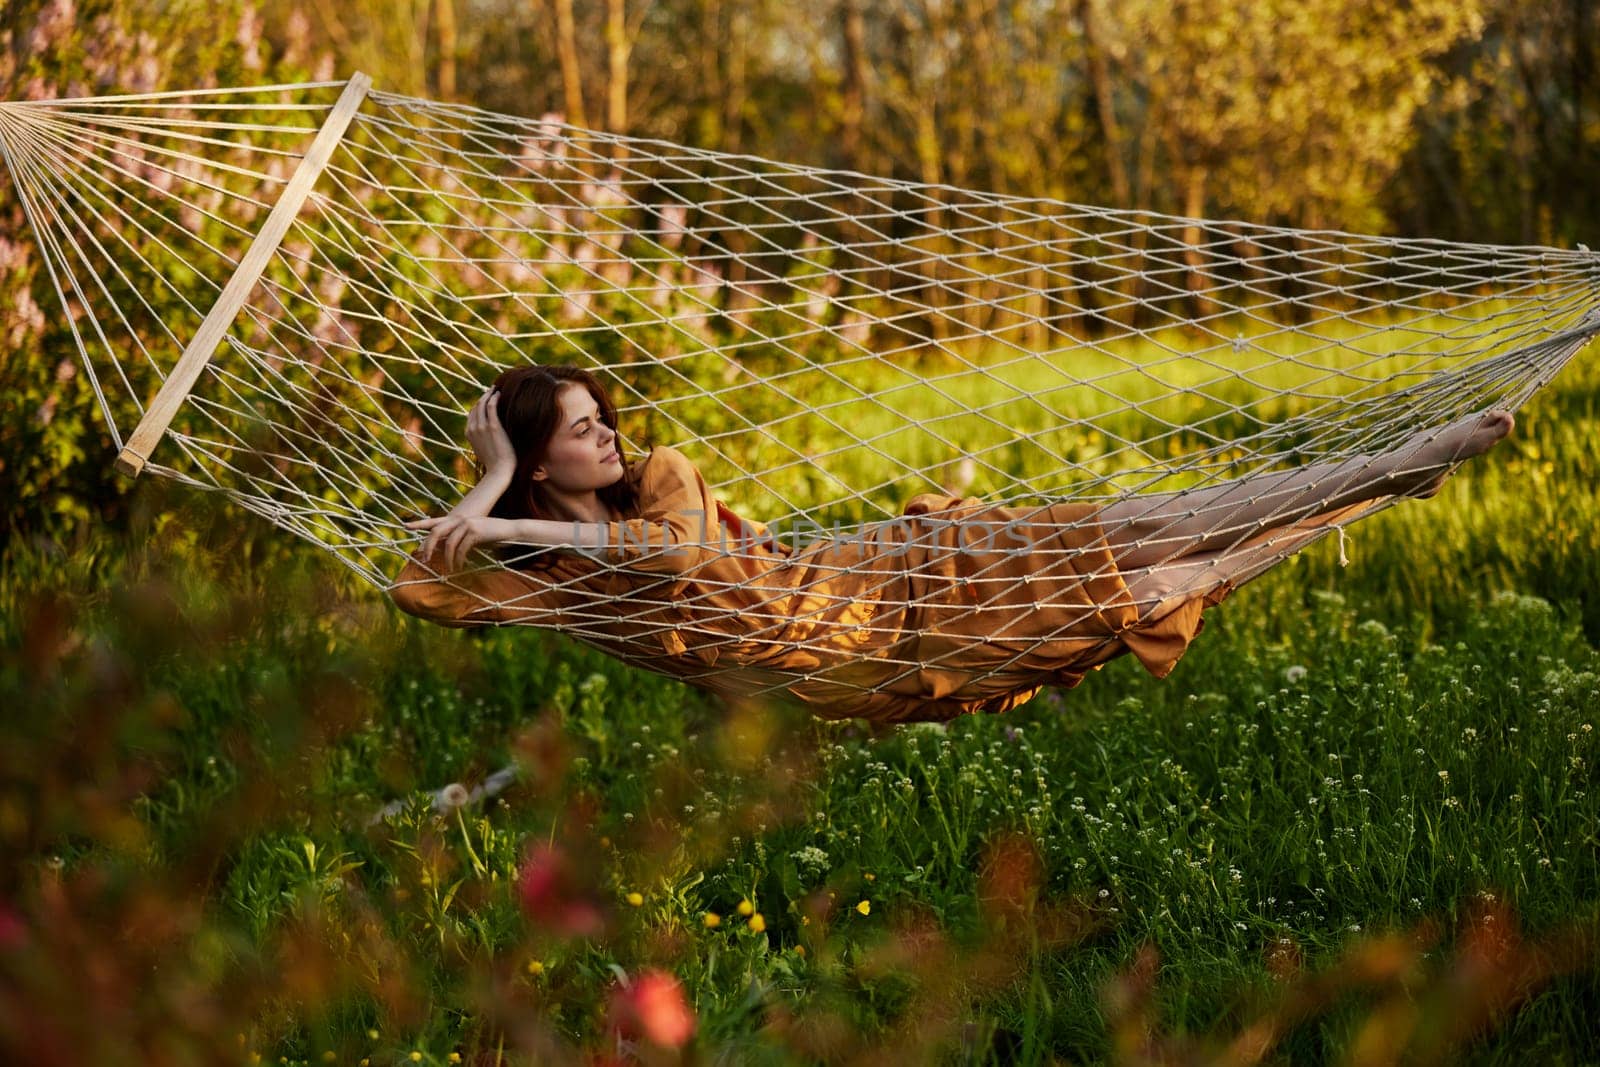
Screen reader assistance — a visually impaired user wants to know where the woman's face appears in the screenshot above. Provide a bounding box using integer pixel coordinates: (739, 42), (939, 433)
(531, 382), (624, 492)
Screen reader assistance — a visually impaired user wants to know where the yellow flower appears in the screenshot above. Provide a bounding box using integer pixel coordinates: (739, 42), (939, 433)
(856, 900), (871, 916)
(322, 1054), (336, 1064)
(450, 1055), (462, 1064)
(864, 873), (876, 882)
(527, 959), (545, 976)
(704, 911), (722, 928)
(361, 1061), (370, 1067)
(737, 898), (754, 916)
(749, 912), (767, 933)
(410, 1054), (423, 1063)
(794, 944), (806, 957)
(626, 891), (644, 907)
(367, 1029), (380, 1040)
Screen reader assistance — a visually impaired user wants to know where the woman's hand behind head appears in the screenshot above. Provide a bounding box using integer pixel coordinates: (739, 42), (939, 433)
(467, 388), (518, 480)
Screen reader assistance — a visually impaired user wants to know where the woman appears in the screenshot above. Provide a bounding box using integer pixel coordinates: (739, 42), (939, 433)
(393, 364), (1514, 723)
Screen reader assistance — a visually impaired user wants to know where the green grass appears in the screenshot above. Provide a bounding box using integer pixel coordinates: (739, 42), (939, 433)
(2, 338), (1599, 1065)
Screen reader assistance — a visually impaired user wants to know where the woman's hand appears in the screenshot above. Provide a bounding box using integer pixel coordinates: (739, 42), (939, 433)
(404, 513), (516, 572)
(467, 388), (516, 481)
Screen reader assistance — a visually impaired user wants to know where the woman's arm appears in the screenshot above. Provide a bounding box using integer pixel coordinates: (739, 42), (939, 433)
(404, 387), (521, 568)
(406, 437), (712, 574)
(407, 511), (703, 573)
(451, 387), (518, 518)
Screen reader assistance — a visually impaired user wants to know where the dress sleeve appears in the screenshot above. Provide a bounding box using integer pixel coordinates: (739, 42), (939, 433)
(592, 444), (719, 575)
(388, 555), (570, 628)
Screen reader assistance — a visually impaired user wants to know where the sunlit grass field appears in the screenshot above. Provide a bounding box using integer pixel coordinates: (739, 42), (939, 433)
(2, 334), (1598, 1064)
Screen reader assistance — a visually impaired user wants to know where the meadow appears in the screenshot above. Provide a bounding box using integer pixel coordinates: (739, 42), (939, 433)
(2, 335), (1599, 1065)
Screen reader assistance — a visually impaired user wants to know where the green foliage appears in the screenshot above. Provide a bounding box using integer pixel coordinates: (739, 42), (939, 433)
(2, 359), (1599, 1061)
(0, 0), (336, 544)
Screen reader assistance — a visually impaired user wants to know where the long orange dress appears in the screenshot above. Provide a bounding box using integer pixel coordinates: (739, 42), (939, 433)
(389, 444), (1237, 723)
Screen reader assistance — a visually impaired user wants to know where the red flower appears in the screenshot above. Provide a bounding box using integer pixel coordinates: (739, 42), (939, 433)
(611, 969), (696, 1049)
(0, 902), (25, 951)
(516, 843), (605, 938)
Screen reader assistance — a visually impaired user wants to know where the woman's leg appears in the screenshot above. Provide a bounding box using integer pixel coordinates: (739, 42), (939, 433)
(1119, 515), (1344, 624)
(1094, 409), (1513, 571)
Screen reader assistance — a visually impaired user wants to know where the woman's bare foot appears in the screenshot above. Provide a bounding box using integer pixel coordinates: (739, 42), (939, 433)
(1396, 409), (1515, 499)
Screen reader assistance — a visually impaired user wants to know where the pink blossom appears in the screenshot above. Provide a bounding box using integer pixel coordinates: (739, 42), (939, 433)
(27, 0), (75, 55)
(236, 5), (264, 71)
(658, 203), (687, 250)
(610, 970), (696, 1049)
(0, 903), (26, 950)
(516, 843), (605, 937)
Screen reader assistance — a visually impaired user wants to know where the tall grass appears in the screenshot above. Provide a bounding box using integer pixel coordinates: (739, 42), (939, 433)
(1, 336), (1597, 1064)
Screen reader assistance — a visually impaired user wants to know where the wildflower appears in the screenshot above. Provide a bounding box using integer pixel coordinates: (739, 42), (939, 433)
(626, 892), (644, 907)
(526, 959), (545, 976)
(449, 1055), (462, 1064)
(367, 1030), (379, 1041)
(0, 904), (26, 951)
(748, 912), (767, 933)
(737, 898), (754, 916)
(410, 1054), (423, 1063)
(611, 969), (696, 1048)
(516, 843), (605, 937)
(703, 911), (722, 928)
(1284, 665), (1308, 684)
(855, 900), (871, 916)
(794, 944), (806, 957)
(791, 845), (830, 879)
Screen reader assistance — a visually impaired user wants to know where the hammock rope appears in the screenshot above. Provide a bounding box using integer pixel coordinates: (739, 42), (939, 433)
(3, 74), (1598, 710)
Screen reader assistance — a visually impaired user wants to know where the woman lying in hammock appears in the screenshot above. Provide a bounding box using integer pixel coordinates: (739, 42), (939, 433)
(391, 364), (1514, 724)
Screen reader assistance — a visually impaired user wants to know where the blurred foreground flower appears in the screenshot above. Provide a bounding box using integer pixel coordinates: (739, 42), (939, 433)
(0, 903), (27, 950)
(516, 843), (605, 938)
(610, 969), (696, 1049)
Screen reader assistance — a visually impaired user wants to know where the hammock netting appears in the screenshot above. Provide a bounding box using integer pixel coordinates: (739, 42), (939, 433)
(3, 75), (1597, 709)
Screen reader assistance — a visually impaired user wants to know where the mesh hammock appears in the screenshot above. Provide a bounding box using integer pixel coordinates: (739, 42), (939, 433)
(3, 74), (1598, 720)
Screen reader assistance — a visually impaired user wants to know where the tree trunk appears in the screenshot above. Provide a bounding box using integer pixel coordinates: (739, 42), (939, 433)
(1079, 0), (1130, 207)
(722, 3), (747, 153)
(605, 0), (629, 163)
(551, 0), (588, 128)
(840, 0), (867, 171)
(1181, 167), (1217, 320)
(434, 0), (457, 99)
